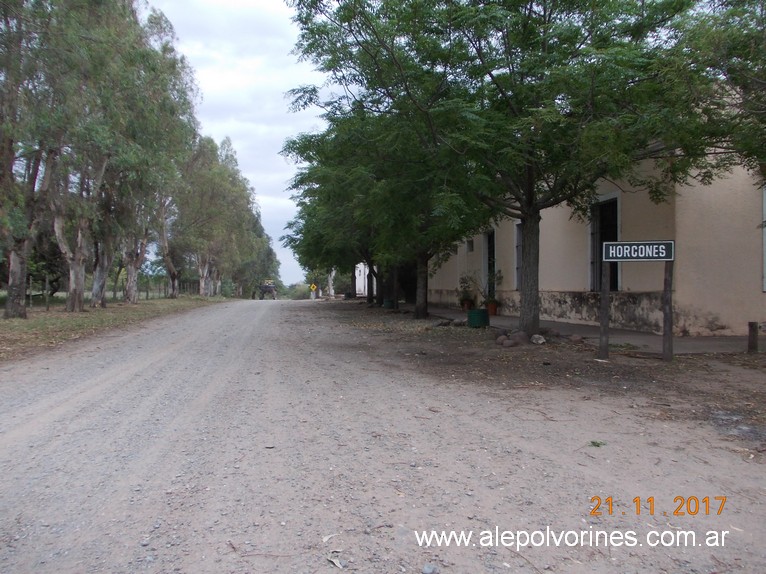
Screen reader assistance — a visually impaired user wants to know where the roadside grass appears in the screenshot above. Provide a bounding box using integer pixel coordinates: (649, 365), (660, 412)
(0, 296), (222, 362)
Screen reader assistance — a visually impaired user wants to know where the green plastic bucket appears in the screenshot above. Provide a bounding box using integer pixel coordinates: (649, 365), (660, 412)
(467, 308), (490, 328)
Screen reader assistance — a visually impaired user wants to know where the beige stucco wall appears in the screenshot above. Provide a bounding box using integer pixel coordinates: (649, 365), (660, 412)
(539, 205), (590, 291)
(618, 188), (676, 292)
(494, 221), (517, 290)
(429, 234), (490, 306)
(430, 249), (460, 305)
(673, 168), (766, 335)
(464, 235), (488, 281)
(429, 168), (765, 335)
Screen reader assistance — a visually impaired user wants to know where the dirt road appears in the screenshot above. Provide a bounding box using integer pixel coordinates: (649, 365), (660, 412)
(0, 300), (763, 573)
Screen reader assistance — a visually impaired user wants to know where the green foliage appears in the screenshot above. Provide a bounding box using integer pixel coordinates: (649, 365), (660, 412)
(680, 0), (766, 182)
(332, 273), (353, 295)
(220, 279), (235, 298)
(282, 86), (492, 288)
(287, 0), (743, 332)
(284, 283), (313, 300)
(1, 1), (278, 315)
(165, 136), (279, 297)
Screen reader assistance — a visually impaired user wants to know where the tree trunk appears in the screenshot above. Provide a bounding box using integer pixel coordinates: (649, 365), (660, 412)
(66, 255), (87, 312)
(124, 233), (148, 305)
(197, 256), (210, 296)
(124, 262), (139, 304)
(53, 213), (89, 313)
(366, 264), (374, 304)
(3, 148), (47, 319)
(52, 158), (106, 312)
(90, 239), (113, 308)
(167, 272), (179, 299)
(0, 7), (23, 266)
(4, 241), (30, 319)
(327, 269), (335, 298)
(112, 262), (123, 300)
(414, 253), (429, 319)
(375, 268), (384, 306)
(158, 199), (180, 298)
(519, 211), (542, 335)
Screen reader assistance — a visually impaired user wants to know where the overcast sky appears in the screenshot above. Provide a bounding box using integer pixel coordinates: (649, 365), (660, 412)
(149, 0), (325, 285)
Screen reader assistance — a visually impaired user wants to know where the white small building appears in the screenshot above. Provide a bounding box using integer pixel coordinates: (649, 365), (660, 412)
(355, 262), (376, 298)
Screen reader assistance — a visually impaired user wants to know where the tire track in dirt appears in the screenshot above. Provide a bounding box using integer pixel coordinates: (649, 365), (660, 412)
(0, 309), (212, 445)
(0, 302), (269, 573)
(1, 300), (764, 574)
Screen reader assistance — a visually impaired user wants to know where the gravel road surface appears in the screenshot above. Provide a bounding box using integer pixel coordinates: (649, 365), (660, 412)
(0, 300), (763, 573)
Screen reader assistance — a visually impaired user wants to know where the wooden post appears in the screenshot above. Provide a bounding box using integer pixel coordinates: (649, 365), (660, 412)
(662, 260), (674, 361)
(598, 261), (610, 360)
(748, 322), (759, 354)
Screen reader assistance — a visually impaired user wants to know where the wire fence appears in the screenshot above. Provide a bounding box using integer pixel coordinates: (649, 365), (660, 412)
(14, 277), (204, 309)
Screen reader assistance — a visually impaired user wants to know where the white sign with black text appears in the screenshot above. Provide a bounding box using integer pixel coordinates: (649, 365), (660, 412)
(602, 241), (675, 262)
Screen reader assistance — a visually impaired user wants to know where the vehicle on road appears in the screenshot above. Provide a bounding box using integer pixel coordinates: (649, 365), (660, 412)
(258, 280), (277, 300)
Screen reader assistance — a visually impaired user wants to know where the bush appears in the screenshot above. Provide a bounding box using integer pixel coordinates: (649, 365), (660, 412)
(285, 284), (312, 300)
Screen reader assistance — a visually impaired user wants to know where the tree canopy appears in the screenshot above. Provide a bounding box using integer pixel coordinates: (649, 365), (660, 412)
(283, 94), (492, 317)
(285, 0), (749, 332)
(1, 0), (278, 318)
(681, 0), (766, 182)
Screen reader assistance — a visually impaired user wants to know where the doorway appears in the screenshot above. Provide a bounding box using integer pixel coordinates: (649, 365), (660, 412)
(486, 229), (496, 299)
(591, 199), (619, 291)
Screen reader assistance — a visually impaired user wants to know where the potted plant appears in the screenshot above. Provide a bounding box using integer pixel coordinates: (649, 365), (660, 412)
(475, 270), (504, 316)
(456, 274), (476, 311)
(483, 296), (500, 316)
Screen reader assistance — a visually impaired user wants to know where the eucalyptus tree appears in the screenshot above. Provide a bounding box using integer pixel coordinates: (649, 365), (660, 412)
(1, 0), (61, 317)
(120, 15), (197, 305)
(173, 137), (224, 296)
(170, 136), (269, 297)
(289, 0), (733, 333)
(157, 170), (186, 298)
(44, 3), (197, 309)
(1, 0), (114, 313)
(45, 0), (137, 311)
(1, 1), (198, 314)
(94, 8), (197, 306)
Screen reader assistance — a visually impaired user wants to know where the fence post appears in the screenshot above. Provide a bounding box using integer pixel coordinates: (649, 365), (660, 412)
(662, 260), (674, 362)
(598, 262), (610, 360)
(748, 322), (759, 354)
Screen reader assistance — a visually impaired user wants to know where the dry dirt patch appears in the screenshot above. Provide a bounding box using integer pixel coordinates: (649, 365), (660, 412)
(1, 298), (764, 573)
(0, 297), (218, 362)
(323, 300), (766, 459)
